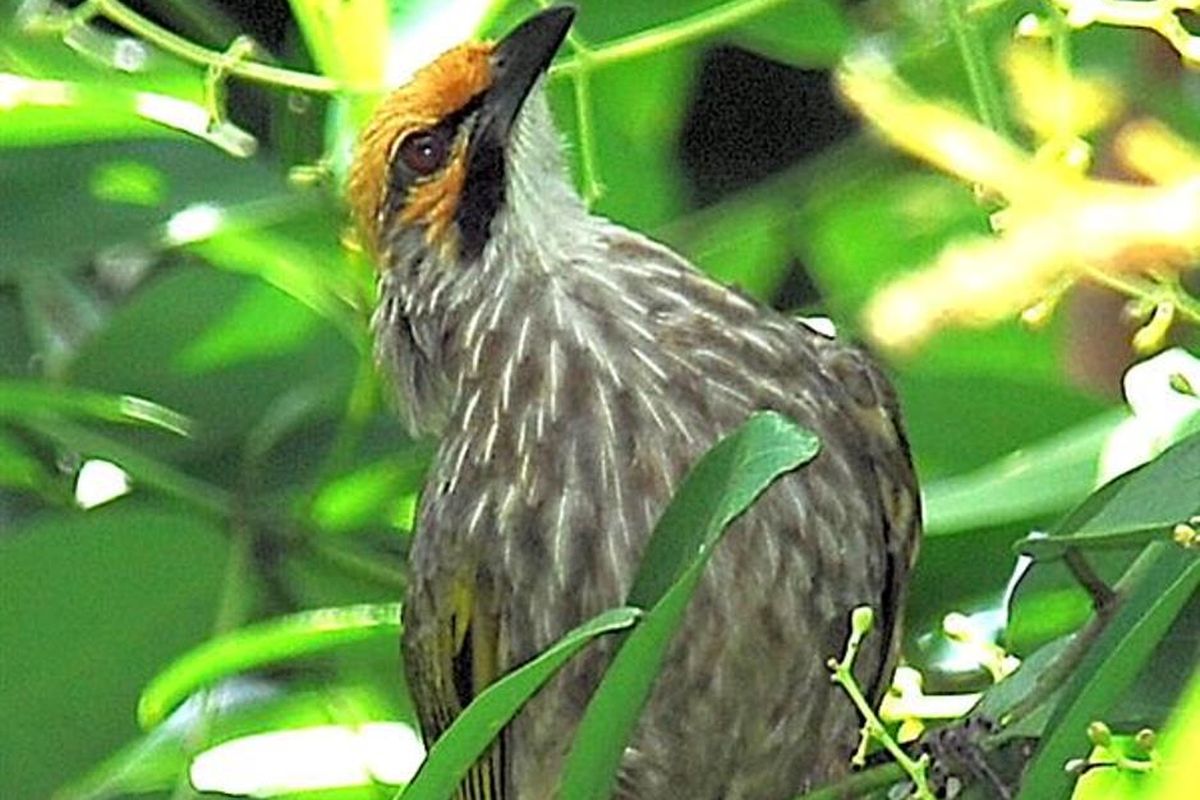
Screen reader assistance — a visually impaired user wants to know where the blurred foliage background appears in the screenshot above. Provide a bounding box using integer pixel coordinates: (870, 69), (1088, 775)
(1, 0), (1198, 798)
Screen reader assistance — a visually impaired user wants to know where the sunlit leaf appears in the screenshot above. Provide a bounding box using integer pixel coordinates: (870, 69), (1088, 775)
(0, 380), (193, 436)
(139, 603), (402, 729)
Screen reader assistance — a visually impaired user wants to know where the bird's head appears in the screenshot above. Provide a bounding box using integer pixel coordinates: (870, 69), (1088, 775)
(348, 6), (576, 270)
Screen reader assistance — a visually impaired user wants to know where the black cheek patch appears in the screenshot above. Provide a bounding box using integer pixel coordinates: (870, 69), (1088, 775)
(456, 133), (506, 263)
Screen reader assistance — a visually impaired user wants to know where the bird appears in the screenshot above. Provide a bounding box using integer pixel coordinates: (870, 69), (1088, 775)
(347, 6), (920, 799)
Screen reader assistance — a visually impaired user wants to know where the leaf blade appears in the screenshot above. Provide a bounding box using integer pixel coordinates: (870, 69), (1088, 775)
(138, 603), (402, 728)
(400, 606), (641, 800)
(562, 411), (820, 800)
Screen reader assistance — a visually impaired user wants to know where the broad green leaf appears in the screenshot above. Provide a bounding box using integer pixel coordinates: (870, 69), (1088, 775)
(68, 266), (356, 461)
(923, 409), (1125, 537)
(0, 379), (192, 436)
(562, 411), (820, 800)
(1015, 431), (1200, 561)
(139, 603), (402, 729)
(1, 140), (285, 275)
(1017, 543), (1200, 800)
(627, 410), (821, 607)
(400, 606), (641, 800)
(0, 500), (230, 800)
(185, 220), (367, 342)
(1008, 430), (1200, 652)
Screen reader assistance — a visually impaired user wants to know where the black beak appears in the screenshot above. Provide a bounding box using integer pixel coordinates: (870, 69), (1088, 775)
(455, 6), (574, 260)
(482, 6), (575, 143)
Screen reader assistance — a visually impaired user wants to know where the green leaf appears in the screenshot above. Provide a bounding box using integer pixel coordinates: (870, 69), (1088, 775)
(975, 637), (1072, 741)
(0, 140), (285, 275)
(732, 0), (852, 67)
(923, 409), (1126, 537)
(1016, 543), (1200, 800)
(664, 194), (793, 302)
(561, 411), (820, 800)
(19, 415), (233, 515)
(184, 216), (369, 343)
(627, 410), (821, 607)
(1145, 667), (1200, 799)
(138, 602), (402, 729)
(0, 427), (55, 492)
(61, 684), (401, 799)
(0, 379), (193, 436)
(287, 0), (387, 86)
(400, 606), (641, 800)
(67, 266), (356, 459)
(0, 500), (230, 800)
(1015, 431), (1200, 561)
(1007, 430), (1200, 652)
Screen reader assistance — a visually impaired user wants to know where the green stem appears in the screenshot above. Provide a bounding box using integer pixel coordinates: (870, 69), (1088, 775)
(81, 0), (355, 94)
(1085, 268), (1200, 326)
(550, 0), (792, 77)
(566, 41), (604, 204)
(829, 607), (935, 798)
(938, 0), (1011, 139)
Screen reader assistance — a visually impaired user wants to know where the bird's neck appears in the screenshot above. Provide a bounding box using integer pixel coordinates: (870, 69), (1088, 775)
(376, 87), (602, 436)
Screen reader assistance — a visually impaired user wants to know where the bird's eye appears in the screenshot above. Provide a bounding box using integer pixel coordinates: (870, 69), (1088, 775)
(398, 128), (450, 177)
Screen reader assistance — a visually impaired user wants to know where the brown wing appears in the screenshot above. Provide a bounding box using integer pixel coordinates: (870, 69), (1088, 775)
(814, 336), (922, 704)
(403, 571), (505, 800)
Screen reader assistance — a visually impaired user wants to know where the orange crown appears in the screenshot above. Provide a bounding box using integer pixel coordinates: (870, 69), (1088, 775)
(348, 41), (494, 257)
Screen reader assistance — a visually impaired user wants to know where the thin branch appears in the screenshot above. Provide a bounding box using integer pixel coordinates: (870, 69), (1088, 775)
(80, 0), (358, 94)
(939, 0), (1012, 138)
(550, 0), (793, 77)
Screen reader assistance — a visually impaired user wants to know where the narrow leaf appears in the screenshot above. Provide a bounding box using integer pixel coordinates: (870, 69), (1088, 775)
(562, 411), (820, 800)
(1016, 544), (1200, 800)
(400, 606), (641, 800)
(139, 603), (402, 728)
(627, 410), (821, 608)
(1016, 431), (1200, 560)
(0, 380), (193, 436)
(19, 417), (231, 515)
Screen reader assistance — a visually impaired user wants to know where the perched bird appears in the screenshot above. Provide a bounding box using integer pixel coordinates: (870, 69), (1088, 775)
(349, 6), (920, 799)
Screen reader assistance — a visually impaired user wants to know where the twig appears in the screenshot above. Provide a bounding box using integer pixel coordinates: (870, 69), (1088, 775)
(550, 0), (793, 77)
(828, 606), (935, 799)
(73, 0), (357, 94)
(1064, 548), (1118, 617)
